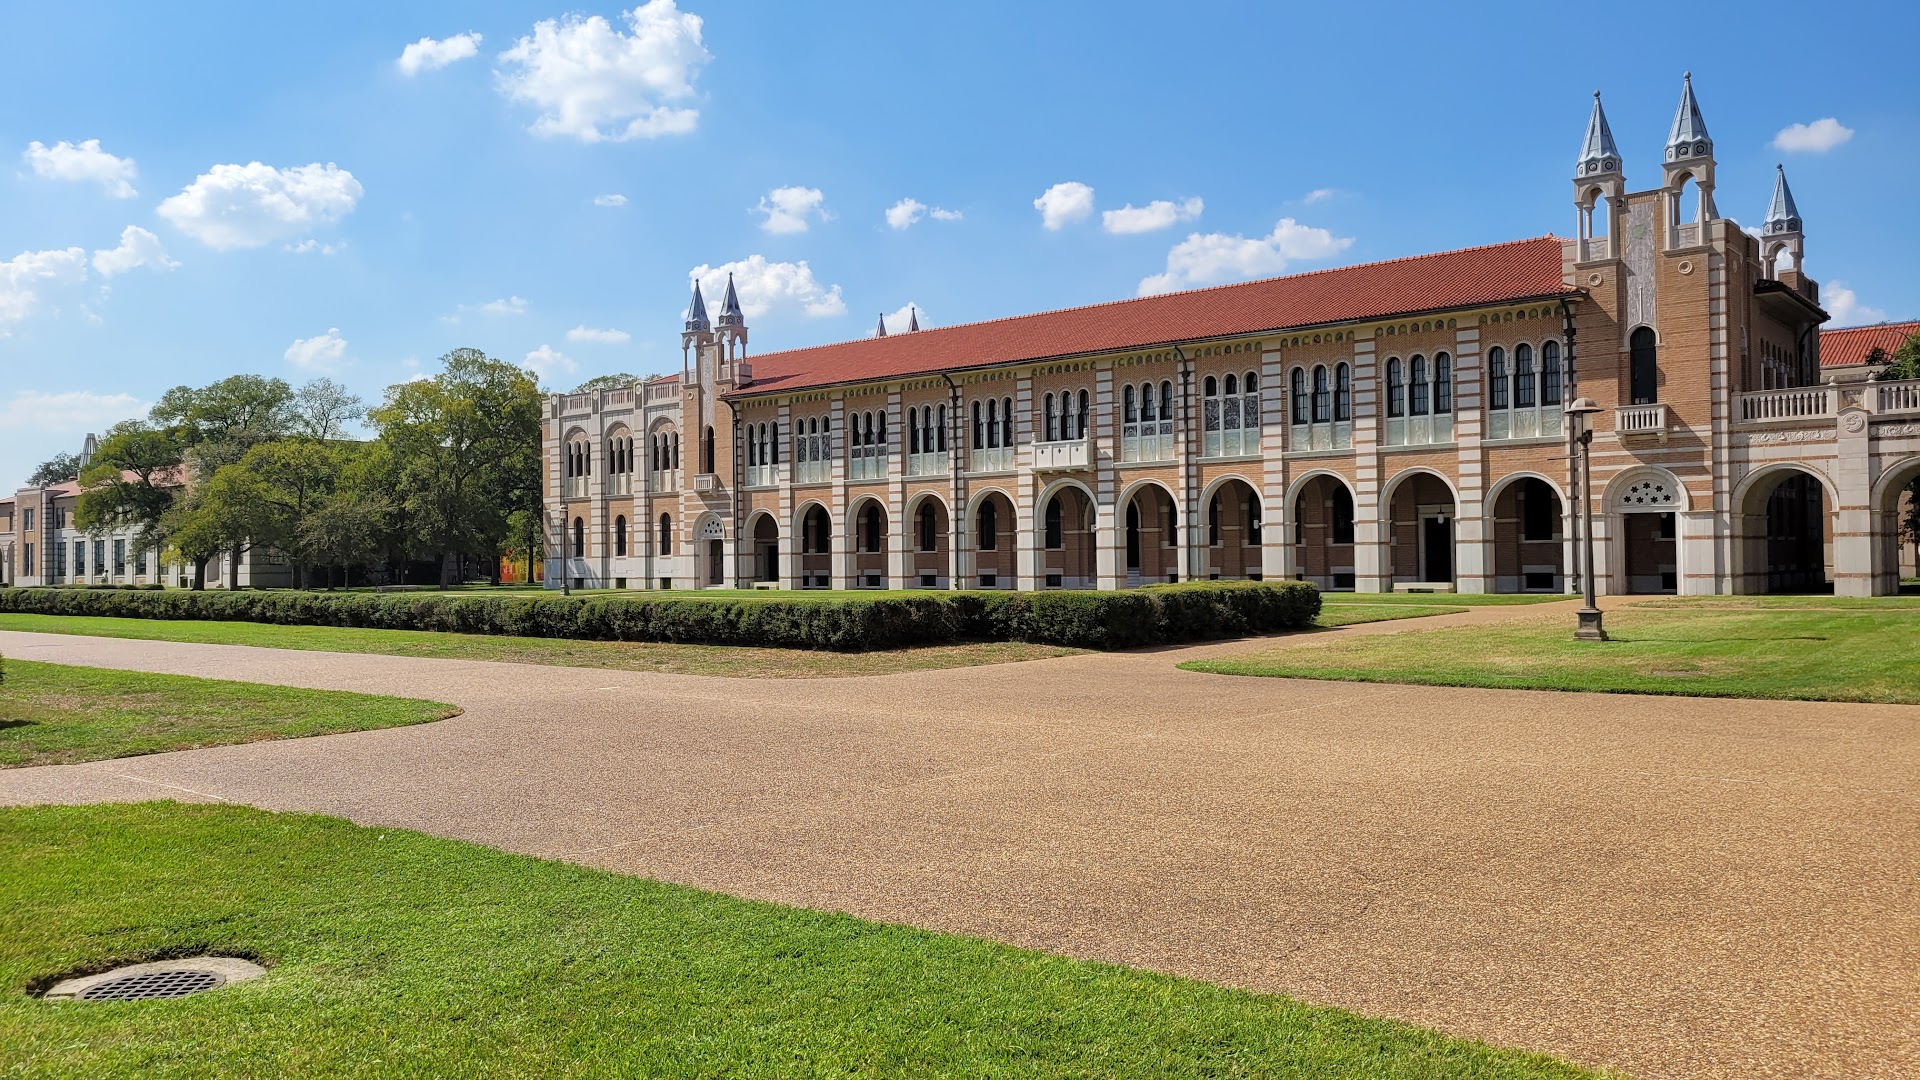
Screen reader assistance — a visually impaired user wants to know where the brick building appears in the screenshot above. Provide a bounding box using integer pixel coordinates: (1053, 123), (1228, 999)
(545, 77), (1920, 598)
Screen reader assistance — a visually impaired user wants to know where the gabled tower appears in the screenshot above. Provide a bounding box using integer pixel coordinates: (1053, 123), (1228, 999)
(714, 273), (748, 361)
(683, 280), (712, 352)
(1572, 91), (1625, 261)
(1762, 164), (1804, 278)
(1662, 73), (1716, 243)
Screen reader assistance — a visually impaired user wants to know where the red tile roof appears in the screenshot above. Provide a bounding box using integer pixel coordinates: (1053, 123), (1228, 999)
(1821, 320), (1920, 368)
(731, 236), (1577, 396)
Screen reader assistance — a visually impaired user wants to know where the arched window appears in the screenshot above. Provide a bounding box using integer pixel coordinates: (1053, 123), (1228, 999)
(1290, 368), (1307, 424)
(1311, 365), (1329, 423)
(1000, 397), (1014, 447)
(1514, 344), (1535, 409)
(572, 516), (584, 558)
(1043, 393), (1058, 441)
(1386, 359), (1405, 418)
(1541, 341), (1561, 405)
(1074, 390), (1090, 439)
(936, 404), (947, 451)
(1434, 353), (1453, 413)
(1488, 346), (1509, 410)
(1044, 497), (1064, 549)
(1334, 363), (1351, 422)
(1159, 381), (1173, 421)
(977, 498), (998, 550)
(1123, 384), (1138, 424)
(614, 515), (627, 557)
(701, 426), (715, 473)
(1410, 355), (1429, 416)
(1630, 327), (1658, 404)
(1224, 373), (1237, 397)
(918, 502), (938, 551)
(658, 514), (672, 556)
(908, 409), (920, 454)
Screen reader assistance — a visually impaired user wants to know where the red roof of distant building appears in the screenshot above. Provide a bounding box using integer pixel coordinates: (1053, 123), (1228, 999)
(1821, 320), (1920, 368)
(731, 236), (1576, 396)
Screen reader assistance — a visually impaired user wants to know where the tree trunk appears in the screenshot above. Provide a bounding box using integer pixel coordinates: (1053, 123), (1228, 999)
(192, 557), (207, 591)
(228, 543), (242, 590)
(439, 551), (456, 589)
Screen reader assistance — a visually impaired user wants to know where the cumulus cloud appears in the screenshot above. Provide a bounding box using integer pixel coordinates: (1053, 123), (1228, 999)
(1303, 187), (1341, 204)
(0, 389), (149, 432)
(886, 197), (962, 230)
(24, 139), (138, 198)
(567, 325), (631, 344)
(285, 328), (349, 373)
(0, 247), (89, 333)
(523, 344), (578, 383)
(689, 255), (845, 320)
(1773, 117), (1853, 154)
(157, 162), (362, 250)
(481, 296), (528, 315)
(397, 32), (482, 75)
(1823, 282), (1886, 326)
(593, 193), (628, 207)
(1102, 197), (1203, 235)
(91, 226), (179, 277)
(755, 186), (829, 234)
(496, 1), (711, 142)
(1137, 218), (1353, 296)
(1033, 181), (1095, 230)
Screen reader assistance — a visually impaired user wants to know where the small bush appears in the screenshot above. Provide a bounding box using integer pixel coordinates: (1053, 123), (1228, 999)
(0, 581), (1320, 652)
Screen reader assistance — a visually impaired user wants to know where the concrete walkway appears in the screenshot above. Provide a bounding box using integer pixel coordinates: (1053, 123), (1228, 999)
(1, 605), (1914, 1080)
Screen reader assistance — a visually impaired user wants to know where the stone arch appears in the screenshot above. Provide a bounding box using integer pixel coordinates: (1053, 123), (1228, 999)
(1733, 462), (1834, 594)
(1118, 478), (1180, 584)
(1035, 477), (1098, 589)
(1288, 470), (1357, 591)
(745, 510), (780, 584)
(1602, 466), (1688, 595)
(904, 492), (951, 588)
(793, 499), (832, 588)
(1487, 471), (1567, 593)
(846, 495), (889, 588)
(1200, 474), (1264, 581)
(967, 487), (1017, 588)
(1380, 468), (1458, 586)
(1284, 468), (1356, 510)
(1870, 455), (1920, 594)
(1603, 466), (1692, 513)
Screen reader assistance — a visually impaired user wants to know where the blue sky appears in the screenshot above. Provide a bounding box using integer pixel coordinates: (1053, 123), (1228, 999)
(3, 0), (1916, 487)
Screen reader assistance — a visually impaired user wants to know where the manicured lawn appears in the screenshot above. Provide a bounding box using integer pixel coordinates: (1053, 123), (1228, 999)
(1183, 600), (1920, 703)
(0, 804), (1601, 1079)
(0, 614), (1076, 678)
(0, 661), (456, 768)
(1315, 604), (1467, 627)
(1317, 593), (1567, 607)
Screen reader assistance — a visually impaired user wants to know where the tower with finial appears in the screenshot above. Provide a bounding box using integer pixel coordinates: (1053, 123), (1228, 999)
(1762, 164), (1804, 278)
(1572, 91), (1625, 261)
(1662, 72), (1716, 241)
(907, 306), (920, 332)
(874, 313), (888, 338)
(714, 272), (747, 359)
(682, 279), (712, 356)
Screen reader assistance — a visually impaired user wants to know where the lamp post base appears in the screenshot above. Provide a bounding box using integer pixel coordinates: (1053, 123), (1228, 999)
(1574, 606), (1608, 641)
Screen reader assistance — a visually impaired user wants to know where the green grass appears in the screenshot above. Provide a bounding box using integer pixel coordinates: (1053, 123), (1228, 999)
(0, 662), (457, 768)
(1317, 593), (1567, 606)
(0, 614), (1076, 679)
(1314, 604), (1467, 627)
(0, 803), (1602, 1079)
(1183, 599), (1920, 703)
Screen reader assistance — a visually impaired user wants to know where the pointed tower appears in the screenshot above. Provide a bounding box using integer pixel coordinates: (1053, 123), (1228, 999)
(1762, 164), (1804, 277)
(1662, 73), (1716, 240)
(1572, 91), (1625, 261)
(874, 313), (889, 338)
(907, 306), (920, 332)
(714, 272), (748, 358)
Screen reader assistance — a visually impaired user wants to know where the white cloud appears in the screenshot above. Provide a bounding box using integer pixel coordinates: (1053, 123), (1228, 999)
(285, 328), (349, 373)
(496, 1), (711, 143)
(1102, 197), (1203, 235)
(567, 325), (631, 344)
(886, 197), (962, 230)
(24, 139), (138, 198)
(755, 186), (829, 234)
(481, 296), (528, 315)
(522, 344), (577, 383)
(593, 193), (628, 207)
(91, 226), (179, 277)
(157, 162), (363, 250)
(287, 238), (346, 255)
(0, 389), (149, 432)
(397, 32), (482, 76)
(1033, 181), (1095, 230)
(877, 303), (927, 336)
(1137, 218), (1353, 296)
(689, 255), (845, 320)
(1303, 187), (1341, 204)
(1773, 118), (1853, 154)
(1823, 282), (1886, 326)
(0, 247), (89, 332)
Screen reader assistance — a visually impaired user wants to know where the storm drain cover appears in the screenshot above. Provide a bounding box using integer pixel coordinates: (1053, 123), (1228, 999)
(42, 956), (265, 1001)
(78, 969), (226, 1001)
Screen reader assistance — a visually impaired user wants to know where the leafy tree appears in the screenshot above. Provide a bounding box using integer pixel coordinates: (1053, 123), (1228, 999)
(290, 378), (366, 442)
(74, 420), (189, 571)
(370, 348), (541, 587)
(200, 440), (343, 588)
(25, 452), (81, 488)
(1867, 330), (1920, 381)
(573, 373), (639, 394)
(151, 374), (294, 451)
(299, 489), (392, 588)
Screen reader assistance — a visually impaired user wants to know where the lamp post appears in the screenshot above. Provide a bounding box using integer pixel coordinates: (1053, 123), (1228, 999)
(1565, 396), (1606, 641)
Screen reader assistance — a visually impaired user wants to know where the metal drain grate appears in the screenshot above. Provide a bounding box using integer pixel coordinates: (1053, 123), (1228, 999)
(78, 969), (226, 1001)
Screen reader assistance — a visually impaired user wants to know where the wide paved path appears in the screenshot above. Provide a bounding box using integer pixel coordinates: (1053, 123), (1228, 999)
(2, 612), (1915, 1080)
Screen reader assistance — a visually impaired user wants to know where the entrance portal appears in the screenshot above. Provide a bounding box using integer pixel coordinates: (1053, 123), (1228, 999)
(1623, 512), (1677, 594)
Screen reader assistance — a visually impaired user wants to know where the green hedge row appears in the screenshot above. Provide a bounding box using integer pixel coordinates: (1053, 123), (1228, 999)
(0, 581), (1319, 652)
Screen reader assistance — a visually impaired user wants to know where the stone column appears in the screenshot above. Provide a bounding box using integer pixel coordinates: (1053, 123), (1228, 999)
(1831, 407), (1875, 596)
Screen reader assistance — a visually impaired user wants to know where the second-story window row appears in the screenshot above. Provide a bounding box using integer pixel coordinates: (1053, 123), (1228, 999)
(745, 421), (781, 486)
(969, 396), (1016, 472)
(1486, 341), (1564, 440)
(906, 404), (948, 476)
(1122, 380), (1175, 462)
(794, 415), (832, 483)
(1042, 390), (1090, 442)
(1203, 371), (1262, 458)
(1383, 352), (1454, 447)
(1288, 364), (1351, 452)
(849, 409), (888, 480)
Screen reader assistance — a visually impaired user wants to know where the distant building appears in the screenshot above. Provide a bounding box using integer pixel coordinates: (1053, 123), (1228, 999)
(545, 77), (1918, 598)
